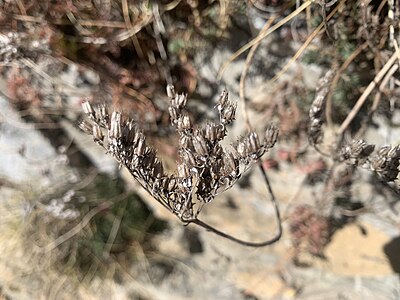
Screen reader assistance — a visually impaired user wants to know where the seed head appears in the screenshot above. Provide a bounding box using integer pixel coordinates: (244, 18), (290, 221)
(82, 99), (95, 116)
(221, 103), (236, 125)
(78, 120), (93, 134)
(110, 112), (122, 139)
(93, 124), (104, 142)
(217, 89), (229, 109)
(264, 124), (279, 149)
(135, 136), (146, 156)
(193, 134), (208, 157)
(166, 84), (176, 99)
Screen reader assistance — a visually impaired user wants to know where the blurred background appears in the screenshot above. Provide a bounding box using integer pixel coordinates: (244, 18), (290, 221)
(1, 0), (400, 299)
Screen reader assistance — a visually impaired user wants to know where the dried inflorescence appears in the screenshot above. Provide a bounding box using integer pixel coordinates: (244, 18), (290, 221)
(339, 139), (375, 165)
(80, 86), (278, 222)
(307, 71), (399, 184)
(308, 70), (335, 146)
(337, 140), (400, 182)
(371, 145), (400, 182)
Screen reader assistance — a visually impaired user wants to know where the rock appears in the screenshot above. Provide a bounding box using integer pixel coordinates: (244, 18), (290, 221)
(322, 222), (394, 276)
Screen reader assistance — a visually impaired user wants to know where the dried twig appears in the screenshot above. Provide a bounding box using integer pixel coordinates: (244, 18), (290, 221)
(239, 17), (276, 130)
(43, 193), (130, 252)
(337, 49), (399, 135)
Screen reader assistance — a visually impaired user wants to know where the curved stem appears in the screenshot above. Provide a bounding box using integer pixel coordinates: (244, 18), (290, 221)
(189, 162), (282, 247)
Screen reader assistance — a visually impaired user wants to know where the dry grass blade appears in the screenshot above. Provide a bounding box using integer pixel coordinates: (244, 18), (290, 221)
(355, 63), (399, 138)
(337, 49), (400, 135)
(43, 193), (130, 252)
(239, 16), (277, 131)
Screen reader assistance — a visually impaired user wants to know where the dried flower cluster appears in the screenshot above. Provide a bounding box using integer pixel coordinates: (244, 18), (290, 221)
(371, 145), (400, 182)
(338, 140), (400, 182)
(80, 86), (278, 222)
(308, 71), (400, 184)
(308, 70), (335, 146)
(339, 139), (375, 165)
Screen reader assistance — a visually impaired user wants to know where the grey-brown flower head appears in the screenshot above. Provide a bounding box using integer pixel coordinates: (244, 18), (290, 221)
(110, 112), (122, 139)
(178, 162), (190, 178)
(177, 115), (192, 131)
(99, 104), (109, 121)
(82, 100), (95, 119)
(308, 70), (335, 146)
(172, 93), (187, 109)
(340, 139), (375, 165)
(193, 134), (208, 157)
(181, 149), (196, 168)
(223, 152), (238, 176)
(237, 142), (247, 157)
(264, 124), (279, 149)
(371, 145), (400, 181)
(122, 121), (137, 146)
(79, 84), (278, 221)
(135, 136), (146, 156)
(247, 132), (261, 158)
(221, 102), (237, 125)
(217, 89), (229, 109)
(166, 84), (176, 99)
(78, 119), (93, 135)
(92, 124), (104, 143)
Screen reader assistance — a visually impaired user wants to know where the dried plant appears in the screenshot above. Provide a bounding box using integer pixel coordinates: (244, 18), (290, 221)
(80, 85), (281, 246)
(308, 70), (335, 147)
(308, 71), (400, 185)
(338, 139), (375, 166)
(371, 145), (400, 182)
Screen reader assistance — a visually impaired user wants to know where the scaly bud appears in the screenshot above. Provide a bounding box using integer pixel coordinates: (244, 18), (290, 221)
(174, 93), (187, 108)
(221, 103), (236, 124)
(178, 163), (190, 178)
(218, 89), (229, 108)
(82, 99), (95, 117)
(110, 112), (122, 139)
(264, 124), (279, 149)
(78, 120), (92, 134)
(135, 136), (146, 156)
(193, 135), (208, 156)
(169, 106), (179, 122)
(93, 124), (104, 142)
(205, 123), (217, 141)
(166, 84), (176, 99)
(98, 104), (109, 123)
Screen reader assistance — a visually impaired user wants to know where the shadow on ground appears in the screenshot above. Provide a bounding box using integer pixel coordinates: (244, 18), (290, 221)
(384, 236), (400, 274)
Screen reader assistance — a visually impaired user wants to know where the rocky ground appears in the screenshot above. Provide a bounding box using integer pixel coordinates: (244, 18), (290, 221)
(1, 33), (400, 300)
